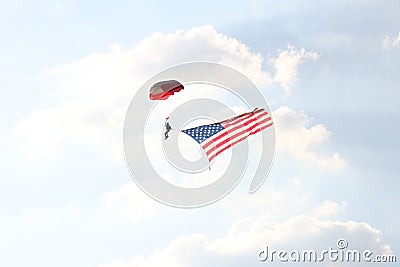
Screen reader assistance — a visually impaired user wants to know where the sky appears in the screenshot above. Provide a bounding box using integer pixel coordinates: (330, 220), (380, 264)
(0, 1), (399, 266)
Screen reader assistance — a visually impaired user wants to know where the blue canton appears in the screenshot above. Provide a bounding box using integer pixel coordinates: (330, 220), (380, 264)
(182, 123), (224, 144)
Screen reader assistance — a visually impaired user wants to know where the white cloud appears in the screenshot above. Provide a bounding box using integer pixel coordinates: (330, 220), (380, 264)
(313, 200), (346, 217)
(272, 44), (319, 94)
(0, 205), (80, 229)
(97, 208), (392, 267)
(220, 182), (313, 220)
(97, 179), (392, 267)
(101, 183), (158, 223)
(273, 106), (346, 169)
(383, 32), (400, 50)
(13, 26), (318, 163)
(210, 215), (390, 257)
(98, 233), (210, 267)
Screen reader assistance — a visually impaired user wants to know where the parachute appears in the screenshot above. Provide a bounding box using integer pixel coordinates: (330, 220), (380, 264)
(149, 80), (184, 100)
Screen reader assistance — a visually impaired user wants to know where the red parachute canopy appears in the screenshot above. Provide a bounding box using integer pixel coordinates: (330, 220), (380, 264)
(149, 80), (184, 100)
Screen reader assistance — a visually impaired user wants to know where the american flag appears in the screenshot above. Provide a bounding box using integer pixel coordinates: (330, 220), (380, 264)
(182, 108), (273, 162)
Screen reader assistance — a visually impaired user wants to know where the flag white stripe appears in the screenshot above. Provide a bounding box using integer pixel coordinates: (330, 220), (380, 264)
(202, 112), (270, 152)
(208, 121), (273, 162)
(203, 111), (270, 155)
(204, 117), (272, 160)
(220, 108), (264, 126)
(202, 110), (269, 150)
(205, 115), (271, 156)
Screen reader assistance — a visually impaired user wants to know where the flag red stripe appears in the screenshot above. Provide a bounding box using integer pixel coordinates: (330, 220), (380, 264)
(204, 116), (271, 156)
(204, 117), (271, 157)
(208, 122), (273, 162)
(220, 108), (265, 126)
(203, 113), (270, 153)
(202, 110), (269, 150)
